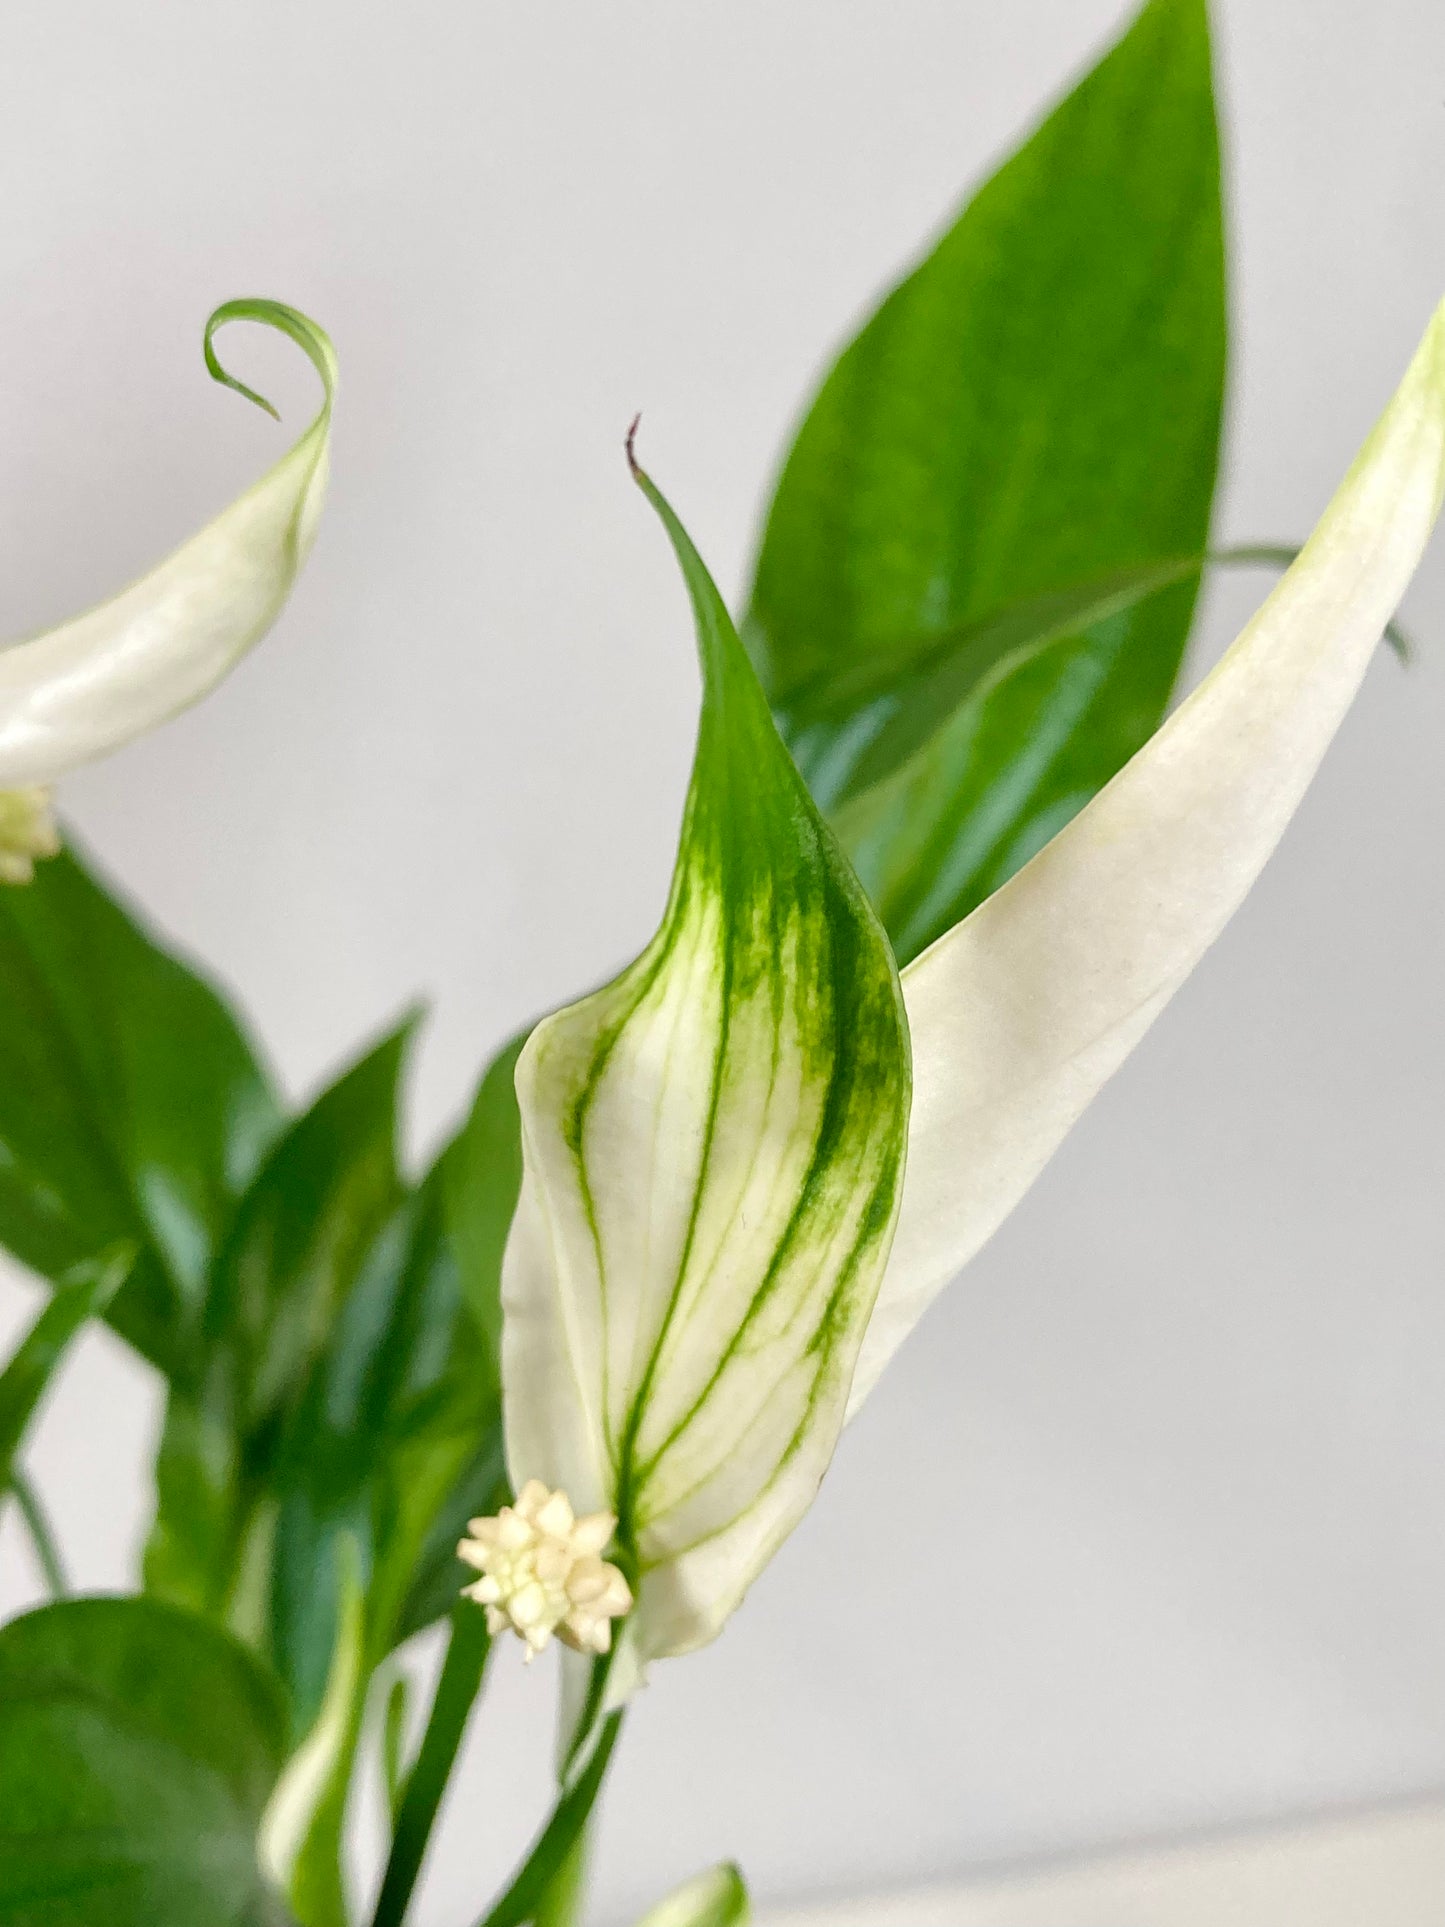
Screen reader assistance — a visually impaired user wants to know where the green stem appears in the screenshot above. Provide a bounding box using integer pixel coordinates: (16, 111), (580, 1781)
(370, 1607), (493, 1927)
(533, 1826), (591, 1927)
(472, 1712), (625, 1927)
(8, 1469), (69, 1596)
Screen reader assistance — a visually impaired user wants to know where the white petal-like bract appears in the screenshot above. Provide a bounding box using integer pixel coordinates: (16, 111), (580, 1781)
(852, 299), (1445, 1411)
(502, 461), (911, 1664)
(0, 298), (335, 790)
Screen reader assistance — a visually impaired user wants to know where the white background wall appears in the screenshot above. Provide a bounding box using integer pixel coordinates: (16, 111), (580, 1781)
(2, 1), (1445, 1920)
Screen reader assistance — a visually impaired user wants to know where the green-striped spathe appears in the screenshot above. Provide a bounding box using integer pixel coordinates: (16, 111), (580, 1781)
(502, 458), (911, 1663)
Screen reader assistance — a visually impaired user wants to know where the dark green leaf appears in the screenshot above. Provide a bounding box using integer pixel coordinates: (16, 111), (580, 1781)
(0, 1596), (291, 1926)
(0, 844), (282, 1374)
(746, 0), (1225, 963)
(0, 1250), (130, 1491)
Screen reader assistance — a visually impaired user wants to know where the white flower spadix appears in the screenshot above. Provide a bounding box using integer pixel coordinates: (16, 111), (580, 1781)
(0, 787), (60, 884)
(0, 297), (335, 865)
(500, 302), (1445, 1676)
(459, 1480), (633, 1659)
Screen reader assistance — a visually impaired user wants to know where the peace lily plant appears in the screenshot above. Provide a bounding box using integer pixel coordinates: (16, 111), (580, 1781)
(0, 3), (1439, 1924)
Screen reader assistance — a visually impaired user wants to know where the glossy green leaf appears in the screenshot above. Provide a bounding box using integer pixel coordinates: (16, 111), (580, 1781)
(0, 298), (334, 792)
(792, 556), (1205, 812)
(0, 844), (281, 1377)
(144, 1026), (409, 1623)
(635, 1865), (749, 1927)
(0, 1249), (130, 1493)
(855, 297), (1445, 1410)
(0, 1596), (290, 1927)
(501, 457), (911, 1665)
(746, 0), (1225, 963)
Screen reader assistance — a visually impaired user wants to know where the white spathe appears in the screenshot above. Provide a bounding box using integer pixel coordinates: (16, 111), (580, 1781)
(0, 300), (335, 793)
(854, 299), (1445, 1412)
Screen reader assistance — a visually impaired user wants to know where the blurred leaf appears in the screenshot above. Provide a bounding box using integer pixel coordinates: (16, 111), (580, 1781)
(443, 1028), (527, 1363)
(259, 1553), (365, 1927)
(268, 1159), (500, 1731)
(145, 1026), (411, 1625)
(381, 1673), (410, 1825)
(354, 1028), (527, 1648)
(8, 1468), (69, 1598)
(143, 1391), (245, 1619)
(390, 1426), (506, 1648)
(745, 0), (1225, 963)
(0, 845), (282, 1375)
(634, 1865), (750, 1927)
(0, 1249), (130, 1492)
(262, 1149), (506, 1924)
(207, 1021), (413, 1438)
(0, 1595), (291, 1926)
(265, 1210), (410, 1733)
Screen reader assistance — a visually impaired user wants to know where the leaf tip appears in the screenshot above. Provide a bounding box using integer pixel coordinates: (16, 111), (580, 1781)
(202, 296), (338, 426)
(204, 303), (284, 422)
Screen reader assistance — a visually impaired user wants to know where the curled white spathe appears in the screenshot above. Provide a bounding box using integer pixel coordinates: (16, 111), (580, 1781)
(0, 299), (336, 791)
